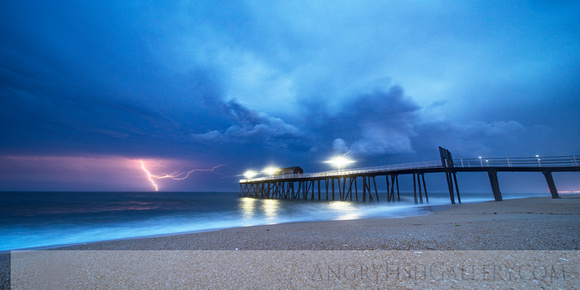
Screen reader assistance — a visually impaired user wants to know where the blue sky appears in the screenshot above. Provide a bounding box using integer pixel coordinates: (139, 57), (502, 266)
(0, 1), (579, 192)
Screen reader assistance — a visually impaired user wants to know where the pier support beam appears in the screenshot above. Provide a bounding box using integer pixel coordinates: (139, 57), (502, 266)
(487, 170), (503, 201)
(421, 173), (429, 203)
(353, 178), (357, 201)
(373, 176), (379, 202)
(453, 172), (461, 204)
(386, 175), (391, 202)
(331, 179), (335, 201)
(542, 171), (560, 199)
(343, 178), (347, 201)
(413, 173), (418, 204)
(325, 179), (329, 201)
(395, 175), (400, 201)
(445, 172), (456, 204)
(362, 176), (366, 202)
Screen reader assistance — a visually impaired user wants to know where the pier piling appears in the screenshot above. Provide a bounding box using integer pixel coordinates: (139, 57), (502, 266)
(542, 171), (560, 199)
(487, 170), (503, 201)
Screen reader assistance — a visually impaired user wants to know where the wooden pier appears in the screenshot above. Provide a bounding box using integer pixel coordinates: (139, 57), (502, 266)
(239, 147), (579, 204)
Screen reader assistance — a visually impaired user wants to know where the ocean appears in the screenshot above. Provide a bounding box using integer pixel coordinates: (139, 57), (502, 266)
(0, 191), (547, 252)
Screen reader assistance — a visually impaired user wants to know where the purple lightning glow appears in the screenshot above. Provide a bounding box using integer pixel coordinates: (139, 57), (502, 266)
(139, 160), (222, 191)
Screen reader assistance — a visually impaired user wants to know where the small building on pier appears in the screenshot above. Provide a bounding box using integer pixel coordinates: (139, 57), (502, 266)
(276, 166), (304, 175)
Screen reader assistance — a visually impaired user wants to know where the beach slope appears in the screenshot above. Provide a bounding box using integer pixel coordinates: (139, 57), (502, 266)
(64, 194), (580, 251)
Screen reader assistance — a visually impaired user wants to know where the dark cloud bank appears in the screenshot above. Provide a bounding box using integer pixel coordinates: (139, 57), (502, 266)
(190, 82), (536, 168)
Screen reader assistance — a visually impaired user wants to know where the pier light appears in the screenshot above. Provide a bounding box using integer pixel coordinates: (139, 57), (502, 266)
(479, 156), (483, 167)
(325, 156), (355, 171)
(243, 170), (258, 179)
(263, 166), (279, 177)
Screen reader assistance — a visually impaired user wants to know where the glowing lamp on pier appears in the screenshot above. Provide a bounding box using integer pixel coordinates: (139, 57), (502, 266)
(325, 156), (355, 171)
(243, 170), (258, 179)
(263, 166), (280, 177)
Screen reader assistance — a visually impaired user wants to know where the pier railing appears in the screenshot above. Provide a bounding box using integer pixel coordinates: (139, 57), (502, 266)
(454, 155), (578, 168)
(240, 160), (442, 183)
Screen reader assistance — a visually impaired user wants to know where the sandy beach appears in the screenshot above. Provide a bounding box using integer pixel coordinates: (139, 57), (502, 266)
(3, 194), (579, 288)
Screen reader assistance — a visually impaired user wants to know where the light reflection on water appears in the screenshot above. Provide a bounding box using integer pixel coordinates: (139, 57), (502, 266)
(240, 197), (256, 219)
(262, 199), (280, 219)
(327, 201), (362, 220)
(239, 198), (388, 223)
(240, 198), (281, 221)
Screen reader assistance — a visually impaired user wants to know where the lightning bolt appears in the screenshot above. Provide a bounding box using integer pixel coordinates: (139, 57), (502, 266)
(150, 165), (224, 180)
(139, 160), (223, 191)
(140, 160), (159, 191)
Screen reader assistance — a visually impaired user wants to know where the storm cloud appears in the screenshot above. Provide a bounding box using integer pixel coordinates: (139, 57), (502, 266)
(193, 99), (305, 147)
